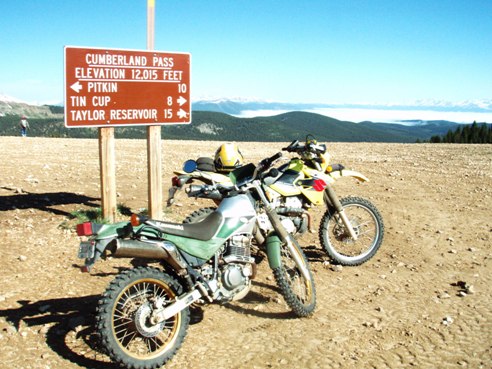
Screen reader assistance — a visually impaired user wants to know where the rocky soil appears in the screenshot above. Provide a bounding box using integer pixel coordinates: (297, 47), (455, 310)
(0, 137), (491, 369)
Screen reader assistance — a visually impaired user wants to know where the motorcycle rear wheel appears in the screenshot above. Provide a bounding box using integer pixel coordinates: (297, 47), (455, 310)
(319, 196), (384, 266)
(96, 267), (189, 369)
(273, 237), (316, 317)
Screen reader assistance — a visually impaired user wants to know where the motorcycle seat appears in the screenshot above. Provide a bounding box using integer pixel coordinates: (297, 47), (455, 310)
(146, 212), (223, 241)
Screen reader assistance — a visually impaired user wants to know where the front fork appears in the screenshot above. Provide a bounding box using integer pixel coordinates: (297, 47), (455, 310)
(323, 185), (358, 241)
(265, 207), (312, 282)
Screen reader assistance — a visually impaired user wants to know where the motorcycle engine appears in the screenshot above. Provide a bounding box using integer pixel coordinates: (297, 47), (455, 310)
(258, 195), (308, 236)
(215, 234), (255, 301)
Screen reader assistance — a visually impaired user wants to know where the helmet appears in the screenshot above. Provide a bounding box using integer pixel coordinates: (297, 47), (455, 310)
(214, 143), (244, 172)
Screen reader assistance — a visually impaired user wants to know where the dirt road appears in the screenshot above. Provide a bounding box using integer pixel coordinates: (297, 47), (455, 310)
(0, 137), (490, 368)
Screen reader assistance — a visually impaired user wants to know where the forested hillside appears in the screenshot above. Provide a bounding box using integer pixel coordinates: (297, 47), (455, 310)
(1, 110), (489, 142)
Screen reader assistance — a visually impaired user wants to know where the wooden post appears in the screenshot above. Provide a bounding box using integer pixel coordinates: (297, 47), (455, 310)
(147, 126), (162, 219)
(99, 127), (117, 222)
(146, 0), (163, 220)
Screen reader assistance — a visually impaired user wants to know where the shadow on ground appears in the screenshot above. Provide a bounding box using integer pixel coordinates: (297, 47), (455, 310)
(0, 188), (99, 216)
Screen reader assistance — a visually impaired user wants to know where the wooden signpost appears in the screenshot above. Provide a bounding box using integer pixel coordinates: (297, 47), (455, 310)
(64, 2), (191, 221)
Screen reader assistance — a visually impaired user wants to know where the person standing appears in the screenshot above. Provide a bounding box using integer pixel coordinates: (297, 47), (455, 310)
(19, 116), (29, 137)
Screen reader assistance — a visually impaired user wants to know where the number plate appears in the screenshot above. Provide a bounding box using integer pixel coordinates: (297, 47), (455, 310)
(78, 241), (95, 259)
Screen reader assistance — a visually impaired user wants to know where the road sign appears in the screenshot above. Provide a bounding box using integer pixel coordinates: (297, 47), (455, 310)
(64, 46), (191, 127)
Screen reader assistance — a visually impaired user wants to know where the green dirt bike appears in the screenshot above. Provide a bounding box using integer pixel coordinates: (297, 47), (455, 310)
(76, 153), (316, 369)
(168, 136), (384, 266)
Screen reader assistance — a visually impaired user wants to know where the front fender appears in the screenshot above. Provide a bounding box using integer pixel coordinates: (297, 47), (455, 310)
(329, 169), (369, 182)
(266, 234), (282, 269)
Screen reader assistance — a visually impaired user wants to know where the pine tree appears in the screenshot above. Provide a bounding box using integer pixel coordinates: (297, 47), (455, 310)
(431, 122), (492, 144)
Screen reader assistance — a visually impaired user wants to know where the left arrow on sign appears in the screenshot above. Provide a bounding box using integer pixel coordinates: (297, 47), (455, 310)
(71, 81), (83, 93)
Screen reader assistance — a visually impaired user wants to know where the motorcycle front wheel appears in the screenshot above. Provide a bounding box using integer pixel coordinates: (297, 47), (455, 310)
(96, 267), (189, 369)
(319, 196), (384, 266)
(272, 237), (316, 317)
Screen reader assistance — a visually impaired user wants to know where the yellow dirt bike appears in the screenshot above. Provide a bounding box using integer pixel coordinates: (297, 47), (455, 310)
(168, 136), (384, 266)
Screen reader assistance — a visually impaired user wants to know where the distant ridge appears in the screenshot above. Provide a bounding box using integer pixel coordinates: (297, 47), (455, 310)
(2, 110), (477, 142)
(193, 98), (492, 118)
(1, 95), (490, 142)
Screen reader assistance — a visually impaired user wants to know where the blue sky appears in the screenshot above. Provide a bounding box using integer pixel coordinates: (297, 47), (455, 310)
(1, 0), (491, 106)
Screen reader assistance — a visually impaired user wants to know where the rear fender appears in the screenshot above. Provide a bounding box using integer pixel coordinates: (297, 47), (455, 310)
(94, 221), (134, 240)
(329, 169), (369, 182)
(82, 222), (145, 271)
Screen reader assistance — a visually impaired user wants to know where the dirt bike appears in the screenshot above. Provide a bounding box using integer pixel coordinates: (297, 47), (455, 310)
(76, 153), (316, 369)
(168, 135), (384, 266)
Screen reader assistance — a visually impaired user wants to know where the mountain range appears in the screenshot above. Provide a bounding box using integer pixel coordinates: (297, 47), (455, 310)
(192, 98), (492, 118)
(1, 94), (490, 142)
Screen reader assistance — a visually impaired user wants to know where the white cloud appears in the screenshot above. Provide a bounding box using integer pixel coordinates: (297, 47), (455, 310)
(236, 107), (492, 123)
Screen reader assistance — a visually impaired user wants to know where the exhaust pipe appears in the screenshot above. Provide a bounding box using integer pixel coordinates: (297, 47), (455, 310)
(112, 239), (187, 272)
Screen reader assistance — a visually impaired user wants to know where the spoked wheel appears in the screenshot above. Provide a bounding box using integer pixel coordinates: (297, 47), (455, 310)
(96, 267), (189, 369)
(320, 196), (384, 266)
(272, 237), (316, 317)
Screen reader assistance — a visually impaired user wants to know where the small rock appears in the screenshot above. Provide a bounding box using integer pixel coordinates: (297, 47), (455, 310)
(458, 291), (467, 297)
(438, 292), (451, 299)
(3, 325), (17, 335)
(468, 247), (477, 252)
(449, 249), (457, 254)
(442, 316), (454, 326)
(331, 265), (343, 272)
(18, 255), (27, 262)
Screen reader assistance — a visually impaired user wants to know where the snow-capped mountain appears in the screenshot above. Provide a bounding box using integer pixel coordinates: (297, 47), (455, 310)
(0, 93), (27, 104)
(0, 93), (63, 118)
(192, 98), (492, 124)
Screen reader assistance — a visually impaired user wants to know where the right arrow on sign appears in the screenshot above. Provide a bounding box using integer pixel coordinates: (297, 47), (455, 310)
(70, 81), (83, 93)
(177, 96), (187, 106)
(177, 109), (188, 119)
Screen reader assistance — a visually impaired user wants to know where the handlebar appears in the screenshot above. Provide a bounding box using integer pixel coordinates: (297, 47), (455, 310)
(282, 138), (326, 155)
(259, 151), (283, 171)
(282, 140), (300, 152)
